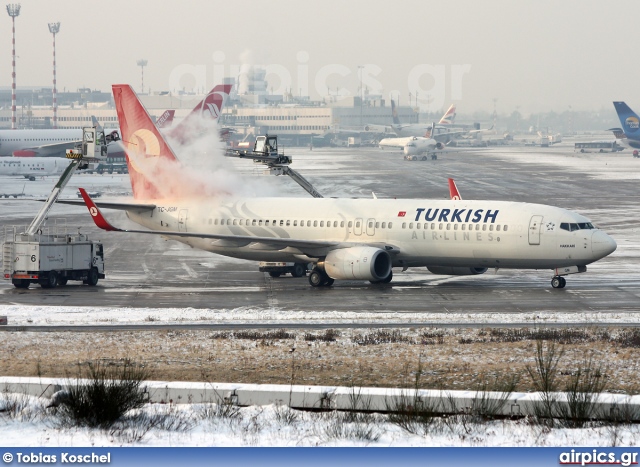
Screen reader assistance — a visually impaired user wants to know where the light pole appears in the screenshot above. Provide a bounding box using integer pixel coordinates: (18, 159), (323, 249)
(492, 98), (498, 132)
(357, 65), (363, 126)
(48, 22), (60, 129)
(137, 59), (148, 94)
(7, 3), (21, 130)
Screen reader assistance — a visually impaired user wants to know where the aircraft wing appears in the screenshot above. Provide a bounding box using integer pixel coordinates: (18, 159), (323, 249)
(55, 198), (156, 214)
(78, 189), (400, 257)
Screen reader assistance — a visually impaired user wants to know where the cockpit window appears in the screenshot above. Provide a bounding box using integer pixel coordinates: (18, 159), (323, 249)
(560, 222), (595, 232)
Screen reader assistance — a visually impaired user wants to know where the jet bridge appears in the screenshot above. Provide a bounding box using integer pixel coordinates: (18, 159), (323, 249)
(225, 135), (323, 198)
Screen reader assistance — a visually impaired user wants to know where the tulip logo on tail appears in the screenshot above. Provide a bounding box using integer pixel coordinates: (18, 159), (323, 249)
(625, 116), (640, 133)
(126, 129), (161, 174)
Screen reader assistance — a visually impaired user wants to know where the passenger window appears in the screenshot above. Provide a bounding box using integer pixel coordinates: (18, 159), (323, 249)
(476, 225), (480, 231)
(265, 220), (269, 226)
(320, 221), (324, 227)
(308, 221), (312, 227)
(280, 220), (284, 226)
(482, 224), (486, 231)
(334, 221), (338, 228)
(489, 225), (493, 231)
(496, 225), (501, 231)
(416, 223), (420, 230)
(461, 224), (465, 231)
(214, 219), (219, 225)
(233, 219), (237, 225)
(439, 223), (443, 230)
(388, 222), (393, 228)
(409, 223), (414, 229)
(348, 221), (353, 228)
(355, 221), (360, 228)
(504, 225), (508, 232)
(293, 220), (298, 226)
(446, 224), (450, 231)
(402, 223), (406, 229)
(424, 223), (428, 230)
(369, 221), (373, 228)
(286, 220), (291, 226)
(454, 224), (458, 231)
(381, 222), (386, 229)
(431, 223), (435, 230)
(252, 220), (257, 226)
(375, 222), (380, 228)
(259, 220), (263, 226)
(314, 221), (318, 227)
(227, 219), (231, 226)
(340, 221), (345, 228)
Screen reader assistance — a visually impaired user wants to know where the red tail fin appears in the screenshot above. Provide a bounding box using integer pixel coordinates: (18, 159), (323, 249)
(168, 84), (233, 143)
(448, 178), (462, 200)
(112, 84), (180, 200)
(155, 109), (175, 129)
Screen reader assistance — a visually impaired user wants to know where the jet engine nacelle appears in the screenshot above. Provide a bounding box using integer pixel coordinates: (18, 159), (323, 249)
(435, 142), (444, 150)
(426, 266), (488, 276)
(324, 246), (392, 281)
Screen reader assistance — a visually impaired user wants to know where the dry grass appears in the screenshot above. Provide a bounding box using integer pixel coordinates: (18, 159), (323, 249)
(1, 327), (639, 394)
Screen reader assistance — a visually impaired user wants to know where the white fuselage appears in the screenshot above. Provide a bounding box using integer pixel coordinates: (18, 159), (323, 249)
(0, 129), (81, 157)
(0, 157), (70, 177)
(125, 197), (616, 270)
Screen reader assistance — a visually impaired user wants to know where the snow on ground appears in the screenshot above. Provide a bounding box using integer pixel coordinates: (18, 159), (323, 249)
(1, 393), (639, 447)
(1, 304), (639, 326)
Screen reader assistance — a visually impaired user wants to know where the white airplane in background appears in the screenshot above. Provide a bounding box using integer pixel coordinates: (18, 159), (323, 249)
(0, 156), (69, 180)
(0, 85), (231, 159)
(0, 129), (82, 157)
(73, 84), (616, 290)
(366, 102), (457, 137)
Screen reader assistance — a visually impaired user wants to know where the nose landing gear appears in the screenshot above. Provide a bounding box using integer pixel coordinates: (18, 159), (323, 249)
(551, 276), (566, 289)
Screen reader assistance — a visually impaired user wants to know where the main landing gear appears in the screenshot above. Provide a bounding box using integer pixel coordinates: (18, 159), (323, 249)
(551, 276), (566, 289)
(309, 268), (334, 287)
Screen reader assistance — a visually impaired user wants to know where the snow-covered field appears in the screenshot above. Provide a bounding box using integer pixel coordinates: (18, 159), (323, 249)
(1, 392), (639, 447)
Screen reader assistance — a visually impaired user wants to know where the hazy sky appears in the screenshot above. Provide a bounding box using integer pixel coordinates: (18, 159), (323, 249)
(2, 0), (638, 115)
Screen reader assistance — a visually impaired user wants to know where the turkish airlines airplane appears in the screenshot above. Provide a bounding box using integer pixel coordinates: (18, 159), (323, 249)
(77, 84), (616, 289)
(0, 156), (69, 179)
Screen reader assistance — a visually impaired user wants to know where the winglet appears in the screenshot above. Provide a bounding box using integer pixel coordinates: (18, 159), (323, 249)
(448, 178), (462, 200)
(78, 188), (120, 231)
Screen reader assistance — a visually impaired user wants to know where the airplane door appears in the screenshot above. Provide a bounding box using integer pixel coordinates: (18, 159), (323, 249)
(528, 215), (543, 245)
(178, 209), (188, 232)
(366, 218), (376, 236)
(354, 218), (363, 236)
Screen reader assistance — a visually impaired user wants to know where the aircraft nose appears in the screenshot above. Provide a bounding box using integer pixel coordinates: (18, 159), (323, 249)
(591, 230), (617, 259)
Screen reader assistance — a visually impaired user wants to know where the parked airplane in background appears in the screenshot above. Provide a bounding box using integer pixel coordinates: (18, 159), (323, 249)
(0, 129), (81, 157)
(73, 84), (616, 290)
(610, 101), (640, 150)
(365, 102), (456, 137)
(0, 85), (230, 158)
(0, 156), (68, 179)
(166, 84), (233, 144)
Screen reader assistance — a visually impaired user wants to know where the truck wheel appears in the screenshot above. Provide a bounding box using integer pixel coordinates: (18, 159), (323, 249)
(268, 272), (282, 278)
(41, 271), (58, 289)
(291, 263), (306, 278)
(12, 279), (29, 289)
(87, 267), (99, 286)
